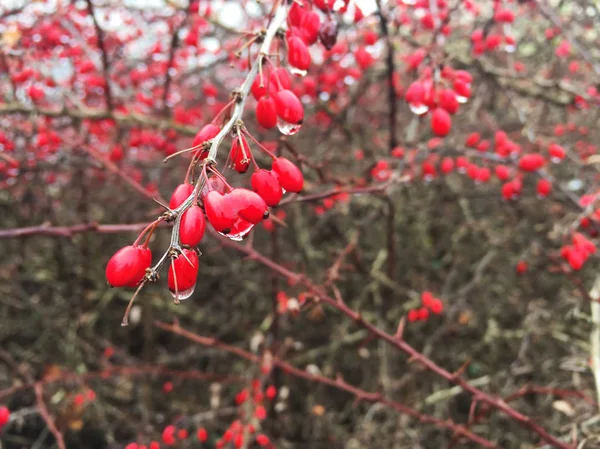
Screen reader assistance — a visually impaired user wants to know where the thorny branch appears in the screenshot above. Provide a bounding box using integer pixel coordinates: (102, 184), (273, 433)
(208, 233), (573, 449)
(154, 321), (500, 448)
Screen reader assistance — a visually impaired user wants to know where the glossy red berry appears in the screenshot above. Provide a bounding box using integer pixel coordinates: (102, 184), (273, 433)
(518, 153), (545, 172)
(228, 188), (269, 224)
(536, 179), (552, 197)
(192, 123), (220, 158)
(299, 10), (320, 44)
(251, 169), (283, 206)
(287, 36), (311, 72)
(431, 108), (452, 137)
(204, 191), (237, 233)
(197, 428), (208, 442)
(274, 90), (304, 125)
(438, 89), (459, 114)
(256, 96), (278, 129)
(179, 205), (206, 246)
(169, 183), (194, 209)
(168, 249), (199, 294)
(272, 157), (304, 193)
(230, 135), (251, 173)
(548, 143), (565, 161)
(106, 245), (152, 288)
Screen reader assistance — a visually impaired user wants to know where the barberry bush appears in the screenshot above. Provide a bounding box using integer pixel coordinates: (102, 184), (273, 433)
(1, 0), (599, 448)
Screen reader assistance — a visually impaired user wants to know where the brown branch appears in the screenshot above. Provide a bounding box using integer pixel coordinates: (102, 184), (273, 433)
(34, 383), (66, 449)
(374, 0), (397, 150)
(210, 233), (572, 449)
(85, 0), (114, 110)
(154, 321), (500, 448)
(0, 103), (197, 136)
(0, 222), (156, 239)
(162, 3), (193, 115)
(0, 364), (239, 401)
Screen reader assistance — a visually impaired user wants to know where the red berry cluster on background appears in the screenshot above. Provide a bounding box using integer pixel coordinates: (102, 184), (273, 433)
(405, 67), (473, 137)
(408, 291), (444, 322)
(561, 232), (597, 271)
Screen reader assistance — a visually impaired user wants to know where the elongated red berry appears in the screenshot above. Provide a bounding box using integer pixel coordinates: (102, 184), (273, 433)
(251, 169), (283, 206)
(438, 89), (459, 114)
(230, 135), (251, 173)
(168, 249), (199, 295)
(179, 205), (206, 246)
(287, 36), (311, 72)
(192, 123), (220, 158)
(431, 108), (451, 136)
(204, 190), (237, 233)
(106, 245), (152, 288)
(228, 188), (269, 224)
(256, 96), (278, 129)
(518, 153), (545, 172)
(272, 157), (304, 192)
(169, 183), (194, 209)
(274, 90), (304, 125)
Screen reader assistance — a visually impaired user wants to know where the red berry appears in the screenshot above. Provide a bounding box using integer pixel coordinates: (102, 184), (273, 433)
(536, 179), (552, 197)
(430, 299), (443, 314)
(274, 90), (304, 125)
(169, 183), (194, 209)
(516, 261), (528, 274)
(251, 169), (283, 206)
(300, 10), (321, 44)
(548, 143), (565, 161)
(272, 157), (304, 193)
(417, 308), (430, 320)
(192, 123), (220, 158)
(230, 135), (251, 174)
(106, 245), (152, 288)
(256, 434), (270, 447)
(495, 165), (510, 181)
(228, 189), (269, 224)
(256, 96), (278, 129)
(162, 425), (176, 446)
(168, 249), (199, 295)
(465, 132), (480, 147)
(408, 309), (419, 322)
(438, 89), (459, 114)
(518, 153), (545, 172)
(197, 428), (208, 442)
(271, 67), (292, 90)
(287, 36), (311, 72)
(431, 108), (452, 137)
(265, 385), (277, 400)
(0, 406), (10, 428)
(204, 191), (237, 233)
(179, 205), (206, 246)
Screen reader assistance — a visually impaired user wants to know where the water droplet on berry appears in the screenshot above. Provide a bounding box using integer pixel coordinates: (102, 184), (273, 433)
(289, 66), (307, 77)
(455, 94), (468, 104)
(277, 119), (302, 136)
(170, 284), (196, 300)
(409, 103), (429, 115)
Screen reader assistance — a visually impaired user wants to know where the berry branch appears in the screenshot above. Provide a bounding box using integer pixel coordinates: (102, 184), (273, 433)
(154, 320), (500, 448)
(209, 230), (572, 449)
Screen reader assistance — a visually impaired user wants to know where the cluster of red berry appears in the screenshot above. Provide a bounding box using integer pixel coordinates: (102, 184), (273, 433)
(405, 66), (473, 137)
(407, 291), (444, 322)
